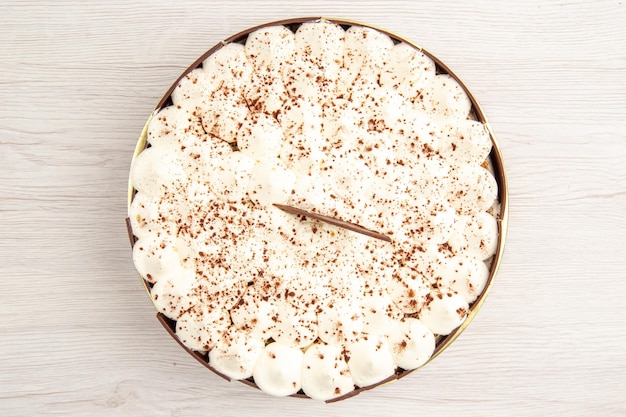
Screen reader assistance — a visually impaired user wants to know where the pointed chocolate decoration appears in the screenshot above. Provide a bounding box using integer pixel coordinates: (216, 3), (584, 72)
(273, 203), (392, 243)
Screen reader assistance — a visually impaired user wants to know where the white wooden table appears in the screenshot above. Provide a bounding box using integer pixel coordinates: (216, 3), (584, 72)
(2, 1), (625, 416)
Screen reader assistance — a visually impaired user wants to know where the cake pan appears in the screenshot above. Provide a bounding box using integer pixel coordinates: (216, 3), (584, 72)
(127, 16), (509, 402)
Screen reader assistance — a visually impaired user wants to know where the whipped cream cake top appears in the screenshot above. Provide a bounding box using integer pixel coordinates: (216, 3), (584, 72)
(129, 19), (499, 401)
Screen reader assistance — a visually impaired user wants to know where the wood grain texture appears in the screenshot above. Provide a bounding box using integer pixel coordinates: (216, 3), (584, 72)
(1, 0), (625, 416)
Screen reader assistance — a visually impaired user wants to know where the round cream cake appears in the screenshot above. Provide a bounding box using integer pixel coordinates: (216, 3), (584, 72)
(128, 18), (505, 401)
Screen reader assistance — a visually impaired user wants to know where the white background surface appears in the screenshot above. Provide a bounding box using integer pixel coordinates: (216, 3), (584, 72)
(2, 1), (625, 416)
